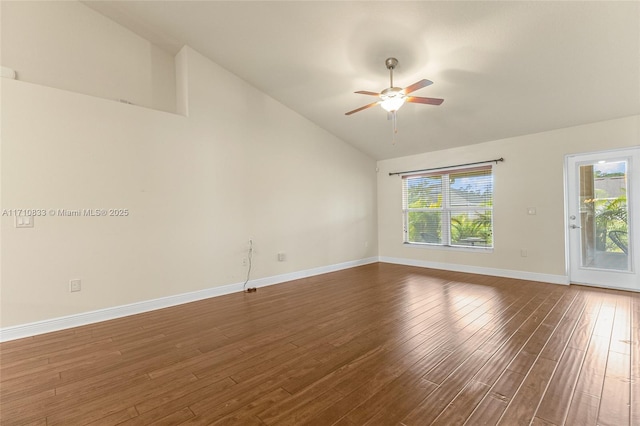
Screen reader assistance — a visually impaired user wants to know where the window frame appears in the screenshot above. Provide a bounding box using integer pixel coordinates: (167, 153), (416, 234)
(402, 165), (494, 250)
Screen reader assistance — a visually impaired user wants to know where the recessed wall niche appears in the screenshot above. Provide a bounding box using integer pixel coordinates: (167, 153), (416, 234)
(1, 1), (178, 114)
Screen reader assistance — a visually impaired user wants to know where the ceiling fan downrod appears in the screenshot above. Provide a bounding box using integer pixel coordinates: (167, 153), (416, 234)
(385, 57), (398, 88)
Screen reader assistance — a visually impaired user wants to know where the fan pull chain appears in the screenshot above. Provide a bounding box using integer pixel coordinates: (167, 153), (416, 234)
(392, 111), (398, 145)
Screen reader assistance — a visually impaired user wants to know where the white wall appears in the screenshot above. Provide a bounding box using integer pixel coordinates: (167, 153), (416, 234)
(1, 26), (377, 327)
(377, 115), (640, 282)
(0, 1), (176, 113)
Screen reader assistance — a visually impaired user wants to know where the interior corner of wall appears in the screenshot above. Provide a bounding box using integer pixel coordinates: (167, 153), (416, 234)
(175, 45), (190, 117)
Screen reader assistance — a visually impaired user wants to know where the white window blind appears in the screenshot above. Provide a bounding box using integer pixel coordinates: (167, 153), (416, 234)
(402, 165), (494, 248)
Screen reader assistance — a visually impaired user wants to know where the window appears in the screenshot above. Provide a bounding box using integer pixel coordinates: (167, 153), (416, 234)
(402, 166), (493, 248)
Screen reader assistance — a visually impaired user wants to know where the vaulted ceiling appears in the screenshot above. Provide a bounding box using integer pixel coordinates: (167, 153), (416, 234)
(86, 1), (640, 160)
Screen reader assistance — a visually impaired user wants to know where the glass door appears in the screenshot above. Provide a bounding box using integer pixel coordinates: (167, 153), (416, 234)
(566, 147), (639, 291)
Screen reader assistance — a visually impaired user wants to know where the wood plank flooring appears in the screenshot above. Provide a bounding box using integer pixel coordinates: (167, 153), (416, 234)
(1, 263), (638, 425)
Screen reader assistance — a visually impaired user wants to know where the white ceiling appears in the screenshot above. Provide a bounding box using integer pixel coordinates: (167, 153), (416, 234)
(86, 1), (640, 160)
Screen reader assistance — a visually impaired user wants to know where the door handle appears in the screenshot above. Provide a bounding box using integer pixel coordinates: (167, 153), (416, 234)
(570, 224), (581, 229)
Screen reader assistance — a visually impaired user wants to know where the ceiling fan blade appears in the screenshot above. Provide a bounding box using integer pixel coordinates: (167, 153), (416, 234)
(406, 96), (444, 105)
(345, 101), (380, 115)
(403, 79), (433, 95)
(355, 91), (380, 96)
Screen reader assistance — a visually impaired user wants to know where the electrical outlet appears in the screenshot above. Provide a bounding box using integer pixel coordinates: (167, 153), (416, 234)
(521, 249), (528, 257)
(277, 252), (286, 262)
(70, 279), (81, 292)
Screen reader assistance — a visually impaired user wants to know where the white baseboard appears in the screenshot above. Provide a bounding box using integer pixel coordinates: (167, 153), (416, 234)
(248, 257), (378, 288)
(379, 256), (569, 285)
(0, 256), (565, 342)
(0, 257), (378, 342)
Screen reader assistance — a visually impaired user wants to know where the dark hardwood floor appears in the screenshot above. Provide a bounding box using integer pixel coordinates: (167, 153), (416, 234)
(1, 263), (638, 425)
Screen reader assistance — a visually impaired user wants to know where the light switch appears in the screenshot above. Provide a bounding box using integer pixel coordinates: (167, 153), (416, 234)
(70, 279), (82, 292)
(15, 216), (34, 228)
(527, 207), (537, 215)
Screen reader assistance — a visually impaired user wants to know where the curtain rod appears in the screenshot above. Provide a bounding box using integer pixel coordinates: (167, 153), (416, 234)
(388, 157), (504, 176)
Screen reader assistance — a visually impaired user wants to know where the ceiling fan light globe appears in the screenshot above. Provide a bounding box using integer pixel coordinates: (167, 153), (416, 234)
(381, 97), (405, 112)
(380, 87), (406, 112)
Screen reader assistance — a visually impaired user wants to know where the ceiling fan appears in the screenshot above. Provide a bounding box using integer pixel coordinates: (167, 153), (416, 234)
(345, 58), (444, 140)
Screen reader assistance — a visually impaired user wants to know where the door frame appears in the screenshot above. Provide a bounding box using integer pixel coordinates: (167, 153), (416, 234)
(564, 146), (640, 292)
